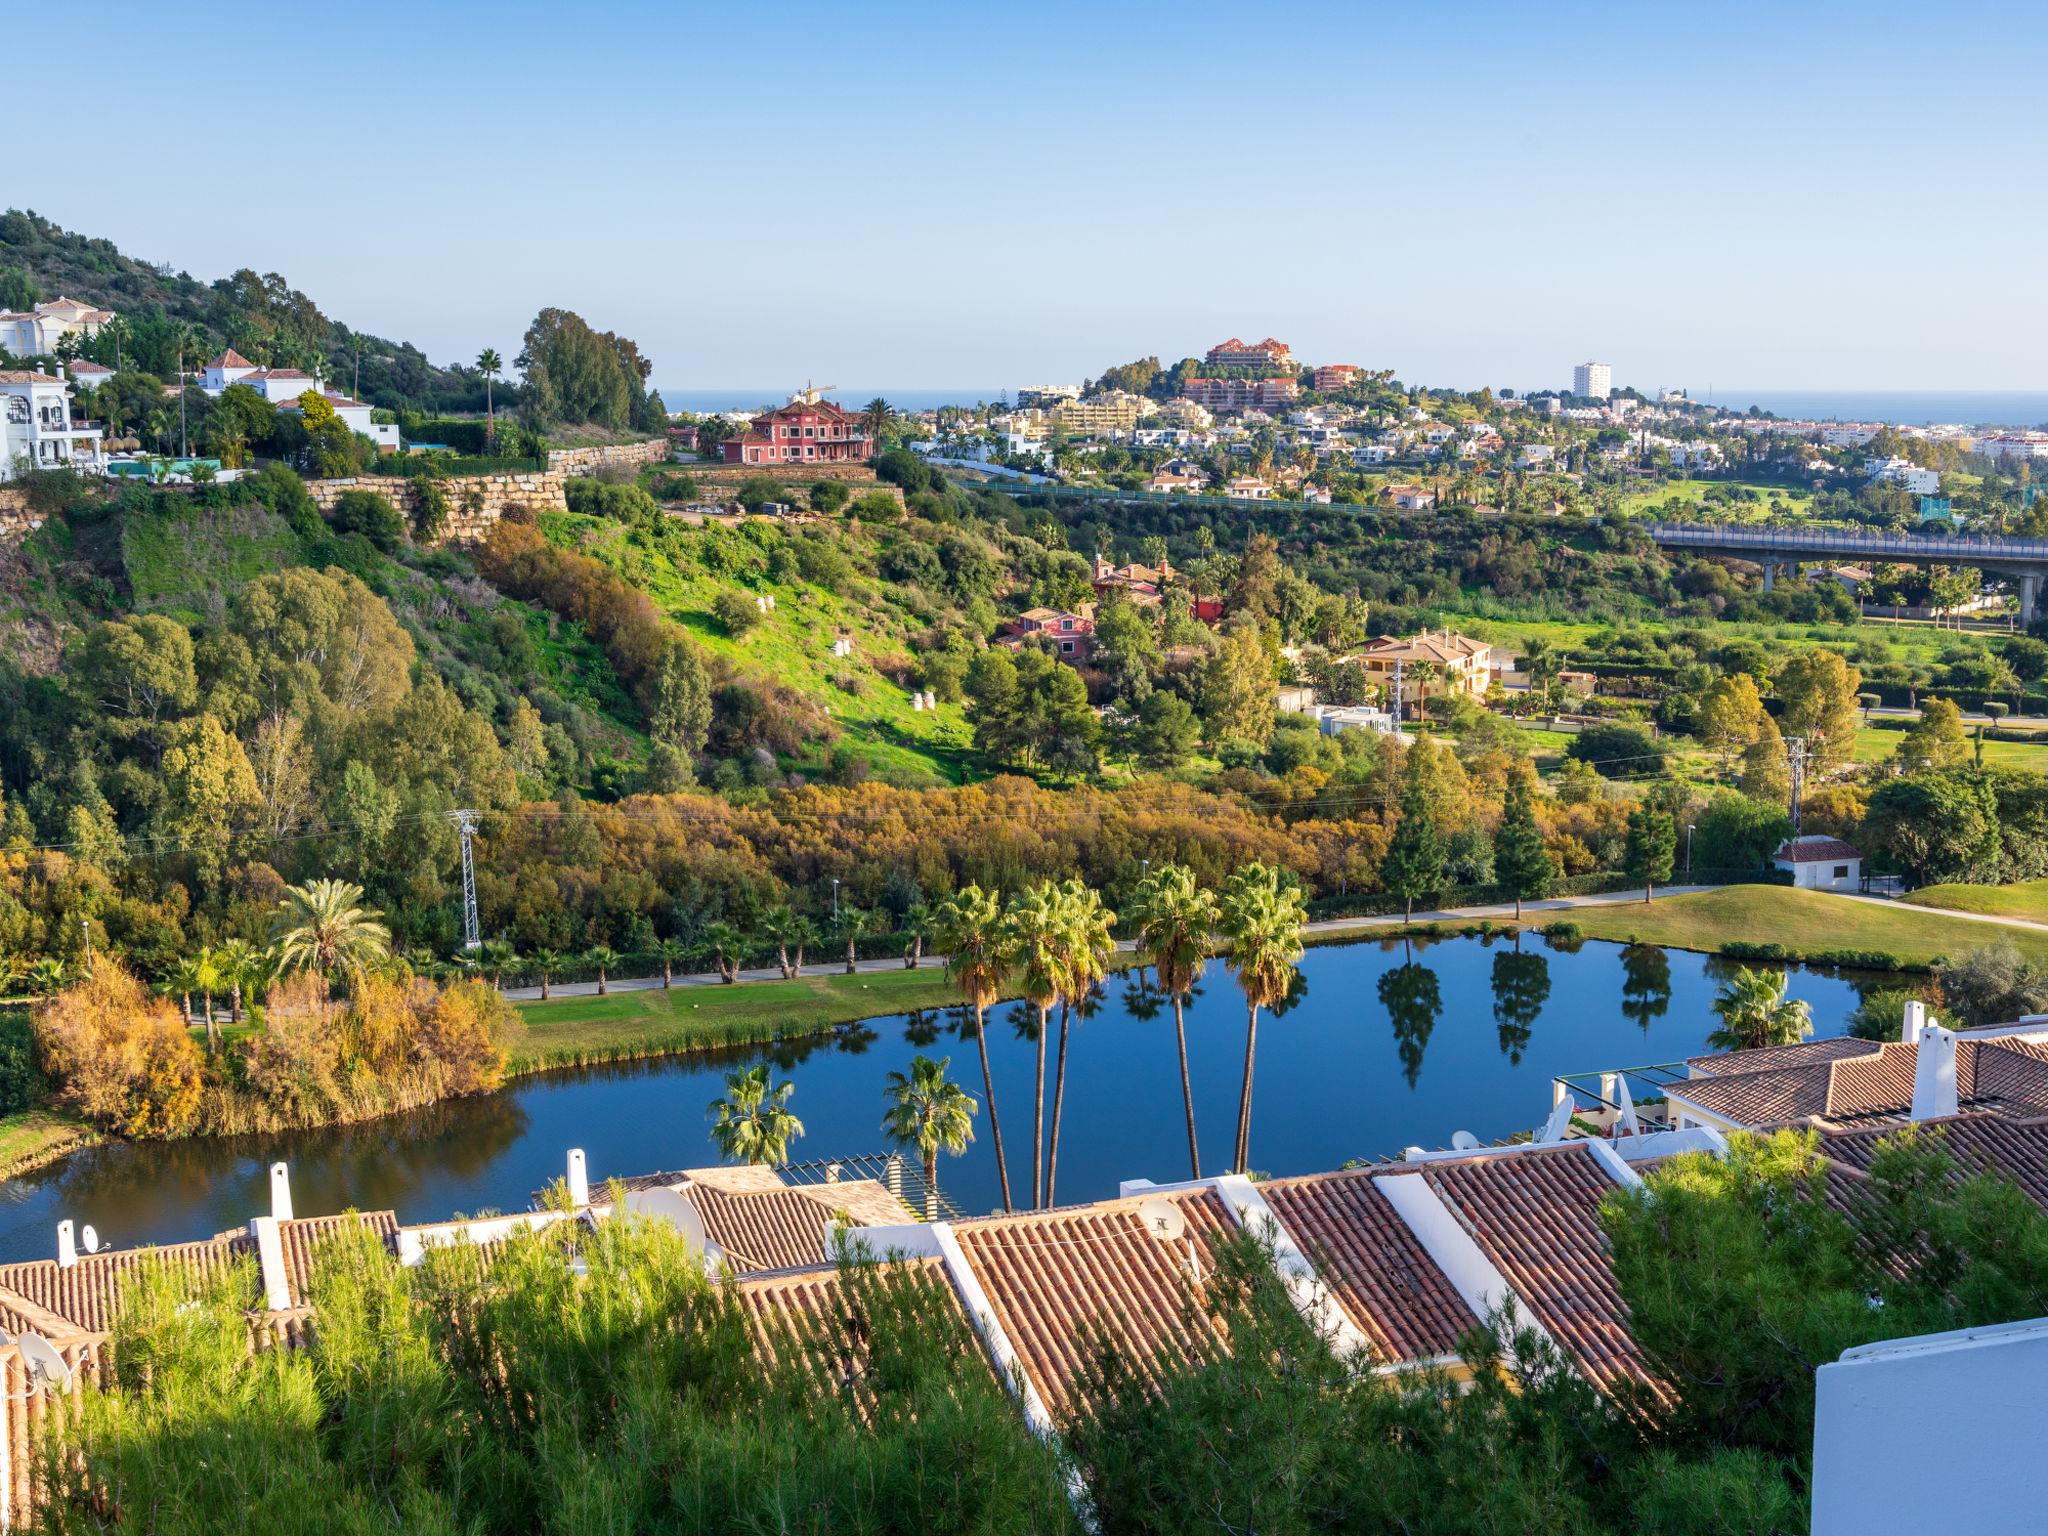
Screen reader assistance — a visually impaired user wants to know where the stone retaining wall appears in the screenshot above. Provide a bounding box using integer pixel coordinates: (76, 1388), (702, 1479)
(306, 470), (567, 542)
(0, 488), (41, 547)
(681, 462), (883, 493)
(547, 439), (673, 476)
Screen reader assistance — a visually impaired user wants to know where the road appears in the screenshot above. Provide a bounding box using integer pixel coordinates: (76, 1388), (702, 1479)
(498, 885), (1712, 1003)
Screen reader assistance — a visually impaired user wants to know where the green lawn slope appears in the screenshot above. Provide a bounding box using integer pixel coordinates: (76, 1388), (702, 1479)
(1561, 884), (2048, 968)
(1904, 882), (2048, 925)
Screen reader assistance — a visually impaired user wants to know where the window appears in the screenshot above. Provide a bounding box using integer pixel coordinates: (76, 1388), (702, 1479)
(1833, 865), (1849, 879)
(1061, 641), (1075, 654)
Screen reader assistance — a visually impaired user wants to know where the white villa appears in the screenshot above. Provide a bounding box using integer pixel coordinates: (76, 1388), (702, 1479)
(0, 297), (115, 359)
(200, 350), (400, 451)
(1, 370), (103, 480)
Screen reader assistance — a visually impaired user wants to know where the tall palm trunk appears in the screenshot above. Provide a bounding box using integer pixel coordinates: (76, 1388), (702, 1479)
(972, 1001), (1013, 1211)
(202, 989), (217, 1050)
(661, 957), (673, 988)
(230, 981), (243, 1026)
(924, 1154), (939, 1219)
(540, 971), (551, 1002)
(1047, 998), (1072, 1208)
(597, 966), (609, 996)
(1032, 1001), (1050, 1208)
(1172, 992), (1200, 1180)
(1234, 1002), (1260, 1174)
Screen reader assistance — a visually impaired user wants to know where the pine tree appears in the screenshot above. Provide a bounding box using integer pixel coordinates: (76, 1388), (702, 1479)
(1381, 750), (1446, 922)
(648, 640), (711, 757)
(1492, 765), (1557, 920)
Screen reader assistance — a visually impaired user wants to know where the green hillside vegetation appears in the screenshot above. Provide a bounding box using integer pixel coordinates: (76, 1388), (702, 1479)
(546, 506), (974, 784)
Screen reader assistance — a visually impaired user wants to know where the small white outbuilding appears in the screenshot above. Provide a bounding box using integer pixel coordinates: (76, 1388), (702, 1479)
(1772, 835), (1861, 891)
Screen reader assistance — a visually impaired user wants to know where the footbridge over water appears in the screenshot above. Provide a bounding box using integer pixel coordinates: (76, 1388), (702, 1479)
(1643, 522), (2048, 624)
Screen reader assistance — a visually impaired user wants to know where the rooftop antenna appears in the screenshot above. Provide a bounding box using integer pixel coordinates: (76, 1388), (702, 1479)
(448, 809), (481, 951)
(1784, 736), (1809, 833)
(79, 1224), (101, 1255)
(1137, 1197), (1187, 1243)
(1449, 1130), (1481, 1151)
(1537, 1095), (1575, 1144)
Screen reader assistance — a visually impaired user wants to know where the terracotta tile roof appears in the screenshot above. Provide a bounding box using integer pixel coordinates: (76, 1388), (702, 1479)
(1404, 1145), (1664, 1401)
(1775, 836), (1861, 864)
(692, 1182), (910, 1275)
(0, 1235), (255, 1335)
(1673, 1039), (2048, 1129)
(271, 1211), (400, 1307)
(951, 1188), (1237, 1422)
(0, 371), (64, 386)
(1260, 1168), (1479, 1363)
(734, 1257), (990, 1408)
(1820, 1112), (2048, 1212)
(1686, 1038), (1879, 1074)
(208, 348), (255, 369)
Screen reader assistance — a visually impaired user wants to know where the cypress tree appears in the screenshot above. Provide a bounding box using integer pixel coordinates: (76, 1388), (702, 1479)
(1493, 765), (1558, 921)
(1381, 747), (1446, 923)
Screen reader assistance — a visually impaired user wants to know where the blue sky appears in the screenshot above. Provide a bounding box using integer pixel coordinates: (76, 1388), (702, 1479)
(38, 0), (2048, 393)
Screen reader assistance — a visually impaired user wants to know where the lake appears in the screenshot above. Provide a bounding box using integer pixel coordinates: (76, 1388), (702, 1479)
(0, 935), (1874, 1263)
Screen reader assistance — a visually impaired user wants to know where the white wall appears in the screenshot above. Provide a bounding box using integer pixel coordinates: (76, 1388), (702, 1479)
(1813, 1316), (2048, 1535)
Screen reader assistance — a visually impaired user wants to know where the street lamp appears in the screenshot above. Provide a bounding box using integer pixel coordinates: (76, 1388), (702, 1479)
(831, 878), (840, 919)
(1685, 823), (1696, 877)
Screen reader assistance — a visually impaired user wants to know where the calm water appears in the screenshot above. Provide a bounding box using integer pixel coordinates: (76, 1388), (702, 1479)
(1701, 389), (2048, 428)
(0, 936), (1872, 1263)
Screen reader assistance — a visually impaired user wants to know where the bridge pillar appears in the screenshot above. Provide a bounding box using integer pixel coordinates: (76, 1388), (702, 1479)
(1761, 560), (1778, 593)
(2023, 572), (2041, 629)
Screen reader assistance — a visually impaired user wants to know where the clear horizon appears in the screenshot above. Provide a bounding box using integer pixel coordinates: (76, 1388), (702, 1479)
(31, 0), (2048, 392)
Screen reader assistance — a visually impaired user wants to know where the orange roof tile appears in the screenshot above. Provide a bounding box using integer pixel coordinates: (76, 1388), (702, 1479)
(1261, 1167), (1479, 1363)
(952, 1189), (1237, 1422)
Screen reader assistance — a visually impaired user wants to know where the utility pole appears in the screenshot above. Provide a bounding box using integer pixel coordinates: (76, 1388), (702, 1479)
(449, 810), (481, 951)
(1785, 736), (1809, 835)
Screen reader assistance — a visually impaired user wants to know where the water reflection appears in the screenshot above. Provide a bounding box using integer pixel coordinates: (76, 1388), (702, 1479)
(1379, 958), (1443, 1088)
(1621, 944), (1673, 1033)
(1490, 945), (1551, 1065)
(0, 937), (1881, 1261)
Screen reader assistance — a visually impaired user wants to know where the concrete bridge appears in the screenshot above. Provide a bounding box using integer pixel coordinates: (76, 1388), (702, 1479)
(1644, 522), (2048, 624)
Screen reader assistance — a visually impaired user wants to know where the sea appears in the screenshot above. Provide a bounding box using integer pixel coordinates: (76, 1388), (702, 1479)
(658, 386), (2048, 430)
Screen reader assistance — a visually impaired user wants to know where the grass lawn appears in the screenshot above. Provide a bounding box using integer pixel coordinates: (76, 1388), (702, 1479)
(504, 967), (967, 1072)
(1552, 885), (2048, 969)
(0, 1109), (96, 1179)
(1903, 882), (2048, 925)
(1852, 724), (2048, 773)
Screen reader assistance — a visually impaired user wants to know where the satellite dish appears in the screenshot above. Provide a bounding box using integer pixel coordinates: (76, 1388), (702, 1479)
(17, 1332), (70, 1392)
(1136, 1197), (1187, 1243)
(1450, 1131), (1481, 1151)
(79, 1224), (100, 1255)
(624, 1187), (710, 1251)
(1537, 1097), (1575, 1145)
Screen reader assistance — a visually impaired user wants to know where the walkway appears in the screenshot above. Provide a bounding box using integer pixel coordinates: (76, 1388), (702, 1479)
(1835, 892), (2048, 935)
(498, 885), (1713, 1003)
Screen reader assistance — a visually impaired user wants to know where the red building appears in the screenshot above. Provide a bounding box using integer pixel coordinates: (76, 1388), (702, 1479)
(1000, 605), (1097, 661)
(721, 394), (873, 466)
(1203, 336), (1295, 372)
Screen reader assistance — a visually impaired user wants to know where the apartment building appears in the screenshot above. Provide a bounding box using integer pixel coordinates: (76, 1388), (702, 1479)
(1571, 361), (1612, 399)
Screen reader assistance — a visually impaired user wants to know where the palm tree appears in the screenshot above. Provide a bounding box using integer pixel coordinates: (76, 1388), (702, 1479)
(763, 907), (814, 979)
(1002, 882), (1069, 1208)
(881, 1053), (977, 1218)
(935, 885), (1016, 1211)
(650, 937), (687, 989)
(270, 879), (391, 985)
(531, 948), (565, 1002)
(192, 945), (224, 1047)
(708, 1064), (805, 1167)
(1130, 864), (1219, 1180)
(901, 899), (935, 970)
(833, 906), (871, 975)
(1218, 864), (1307, 1175)
(26, 957), (69, 999)
(698, 922), (746, 984)
(215, 939), (260, 1026)
(475, 347), (502, 447)
(584, 944), (622, 996)
(1707, 968), (1814, 1053)
(1045, 880), (1116, 1209)
(477, 937), (519, 989)
(860, 397), (895, 444)
(164, 955), (202, 1024)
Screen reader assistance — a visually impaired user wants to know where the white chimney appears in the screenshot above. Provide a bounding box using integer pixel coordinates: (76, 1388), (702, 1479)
(566, 1148), (590, 1207)
(56, 1219), (76, 1269)
(269, 1162), (294, 1222)
(1900, 1000), (1927, 1046)
(1910, 1024), (1959, 1122)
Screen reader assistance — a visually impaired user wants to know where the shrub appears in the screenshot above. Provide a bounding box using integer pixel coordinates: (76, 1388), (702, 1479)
(32, 963), (203, 1138)
(849, 490), (901, 521)
(712, 588), (763, 636)
(0, 1010), (47, 1116)
(735, 475), (786, 513)
(1565, 721), (1664, 777)
(328, 489), (404, 552)
(809, 480), (849, 513)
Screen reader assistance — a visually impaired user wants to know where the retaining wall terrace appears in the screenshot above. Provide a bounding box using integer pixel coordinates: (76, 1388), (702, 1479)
(0, 488), (39, 546)
(306, 470), (567, 542)
(546, 439), (673, 476)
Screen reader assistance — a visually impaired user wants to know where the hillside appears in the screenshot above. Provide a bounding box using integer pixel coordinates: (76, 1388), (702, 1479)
(0, 208), (487, 413)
